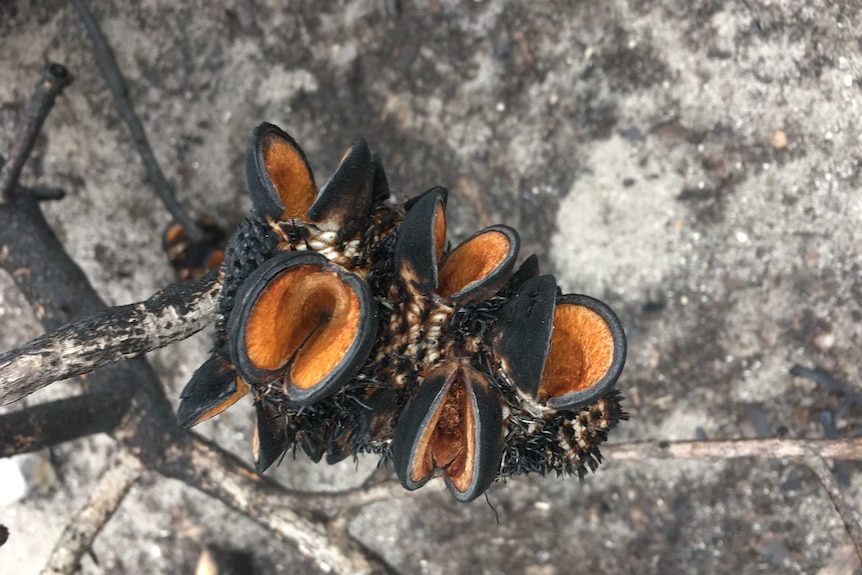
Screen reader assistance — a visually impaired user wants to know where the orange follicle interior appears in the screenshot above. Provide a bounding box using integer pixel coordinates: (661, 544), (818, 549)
(206, 250), (225, 270)
(263, 133), (317, 220)
(538, 304), (614, 400)
(410, 372), (476, 493)
(165, 223), (186, 245)
(244, 265), (362, 390)
(438, 230), (510, 298)
(434, 202), (446, 267)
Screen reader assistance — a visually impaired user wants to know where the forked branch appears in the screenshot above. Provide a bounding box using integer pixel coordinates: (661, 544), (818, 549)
(0, 64), (73, 201)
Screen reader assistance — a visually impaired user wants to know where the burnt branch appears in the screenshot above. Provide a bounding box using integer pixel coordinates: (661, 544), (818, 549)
(0, 271), (220, 406)
(0, 381), (133, 457)
(41, 448), (145, 575)
(69, 0), (204, 242)
(0, 64), (73, 201)
(0, 191), (112, 330)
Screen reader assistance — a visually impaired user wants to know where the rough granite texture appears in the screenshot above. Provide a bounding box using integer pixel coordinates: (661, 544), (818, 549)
(2, 1), (862, 574)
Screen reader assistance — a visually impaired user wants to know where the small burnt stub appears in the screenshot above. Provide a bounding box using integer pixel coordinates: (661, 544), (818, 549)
(163, 217), (227, 282)
(177, 122), (627, 501)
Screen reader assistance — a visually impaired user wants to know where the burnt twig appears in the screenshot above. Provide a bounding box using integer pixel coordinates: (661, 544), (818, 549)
(0, 381), (133, 457)
(790, 364), (862, 405)
(0, 271), (221, 406)
(29, 186), (66, 201)
(195, 547), (256, 575)
(0, 192), (110, 329)
(69, 0), (204, 242)
(41, 448), (145, 575)
(0, 64), (73, 201)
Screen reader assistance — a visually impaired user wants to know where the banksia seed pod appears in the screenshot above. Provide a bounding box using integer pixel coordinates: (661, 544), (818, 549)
(177, 122), (628, 499)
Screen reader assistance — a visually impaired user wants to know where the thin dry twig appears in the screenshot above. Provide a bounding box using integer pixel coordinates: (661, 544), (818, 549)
(607, 437), (862, 564)
(606, 437), (862, 462)
(802, 449), (862, 561)
(298, 476), (407, 514)
(0, 64), (73, 200)
(41, 448), (145, 575)
(0, 271), (220, 406)
(162, 434), (393, 575)
(69, 0), (203, 242)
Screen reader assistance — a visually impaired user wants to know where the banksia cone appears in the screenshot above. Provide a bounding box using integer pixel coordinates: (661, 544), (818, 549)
(177, 123), (627, 501)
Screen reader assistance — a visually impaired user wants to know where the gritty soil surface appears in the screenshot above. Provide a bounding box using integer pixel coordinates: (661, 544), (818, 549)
(2, 1), (862, 574)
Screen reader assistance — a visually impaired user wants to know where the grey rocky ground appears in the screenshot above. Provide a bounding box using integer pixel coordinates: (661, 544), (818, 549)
(2, 1), (862, 573)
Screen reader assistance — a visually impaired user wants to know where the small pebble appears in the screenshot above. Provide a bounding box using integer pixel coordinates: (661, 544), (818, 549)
(769, 130), (787, 149)
(813, 331), (835, 351)
(0, 459), (26, 506)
